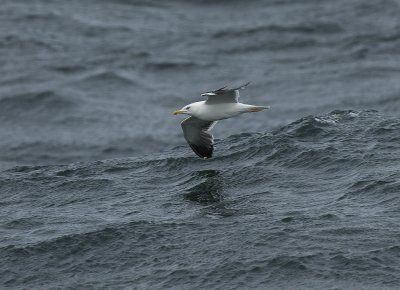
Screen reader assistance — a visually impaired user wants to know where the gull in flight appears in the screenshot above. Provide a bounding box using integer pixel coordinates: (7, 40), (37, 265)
(173, 82), (269, 159)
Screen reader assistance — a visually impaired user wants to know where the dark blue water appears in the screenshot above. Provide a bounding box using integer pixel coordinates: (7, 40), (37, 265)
(1, 0), (400, 289)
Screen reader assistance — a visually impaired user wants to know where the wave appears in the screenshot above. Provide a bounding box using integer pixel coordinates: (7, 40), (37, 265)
(3, 109), (396, 173)
(218, 38), (318, 54)
(2, 110), (399, 197)
(0, 220), (188, 259)
(144, 60), (207, 71)
(1, 109), (395, 168)
(0, 91), (75, 122)
(3, 109), (399, 200)
(213, 22), (344, 39)
(78, 70), (137, 87)
(0, 34), (55, 51)
(12, 11), (133, 37)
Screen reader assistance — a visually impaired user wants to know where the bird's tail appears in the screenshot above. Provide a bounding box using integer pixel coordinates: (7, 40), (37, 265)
(248, 105), (270, 112)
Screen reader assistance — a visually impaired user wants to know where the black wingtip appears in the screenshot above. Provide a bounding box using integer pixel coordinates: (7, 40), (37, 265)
(238, 81), (251, 89)
(215, 85), (227, 92)
(189, 143), (213, 159)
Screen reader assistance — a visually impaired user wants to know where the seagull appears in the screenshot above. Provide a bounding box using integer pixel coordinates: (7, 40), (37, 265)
(172, 82), (269, 159)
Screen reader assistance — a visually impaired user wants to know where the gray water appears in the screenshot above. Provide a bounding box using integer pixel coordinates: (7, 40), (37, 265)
(1, 0), (400, 289)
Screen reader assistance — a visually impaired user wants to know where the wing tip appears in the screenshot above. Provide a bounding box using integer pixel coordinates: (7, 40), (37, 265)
(189, 143), (213, 159)
(237, 81), (251, 90)
(201, 81), (251, 96)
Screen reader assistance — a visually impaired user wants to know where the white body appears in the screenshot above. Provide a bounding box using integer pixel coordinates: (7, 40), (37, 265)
(188, 101), (262, 121)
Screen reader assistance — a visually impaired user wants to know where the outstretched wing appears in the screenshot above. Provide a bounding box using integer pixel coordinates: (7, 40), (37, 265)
(201, 82), (251, 104)
(181, 116), (217, 159)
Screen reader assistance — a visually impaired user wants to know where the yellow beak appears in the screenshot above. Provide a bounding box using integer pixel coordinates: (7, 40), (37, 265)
(172, 109), (185, 115)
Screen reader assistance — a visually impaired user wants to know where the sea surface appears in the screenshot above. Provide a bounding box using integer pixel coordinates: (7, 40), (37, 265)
(1, 0), (400, 289)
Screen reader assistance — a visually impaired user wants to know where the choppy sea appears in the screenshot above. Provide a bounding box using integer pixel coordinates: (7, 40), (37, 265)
(1, 0), (400, 289)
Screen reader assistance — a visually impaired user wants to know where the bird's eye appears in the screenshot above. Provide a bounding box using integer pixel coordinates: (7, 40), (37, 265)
(186, 106), (191, 110)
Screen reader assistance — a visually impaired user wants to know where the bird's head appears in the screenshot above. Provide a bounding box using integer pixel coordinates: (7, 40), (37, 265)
(172, 104), (194, 116)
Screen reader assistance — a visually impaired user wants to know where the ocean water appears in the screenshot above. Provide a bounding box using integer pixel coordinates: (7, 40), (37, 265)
(1, 0), (400, 289)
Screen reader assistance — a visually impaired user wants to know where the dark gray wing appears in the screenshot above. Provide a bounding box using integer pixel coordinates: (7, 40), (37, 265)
(181, 116), (216, 159)
(202, 82), (250, 104)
